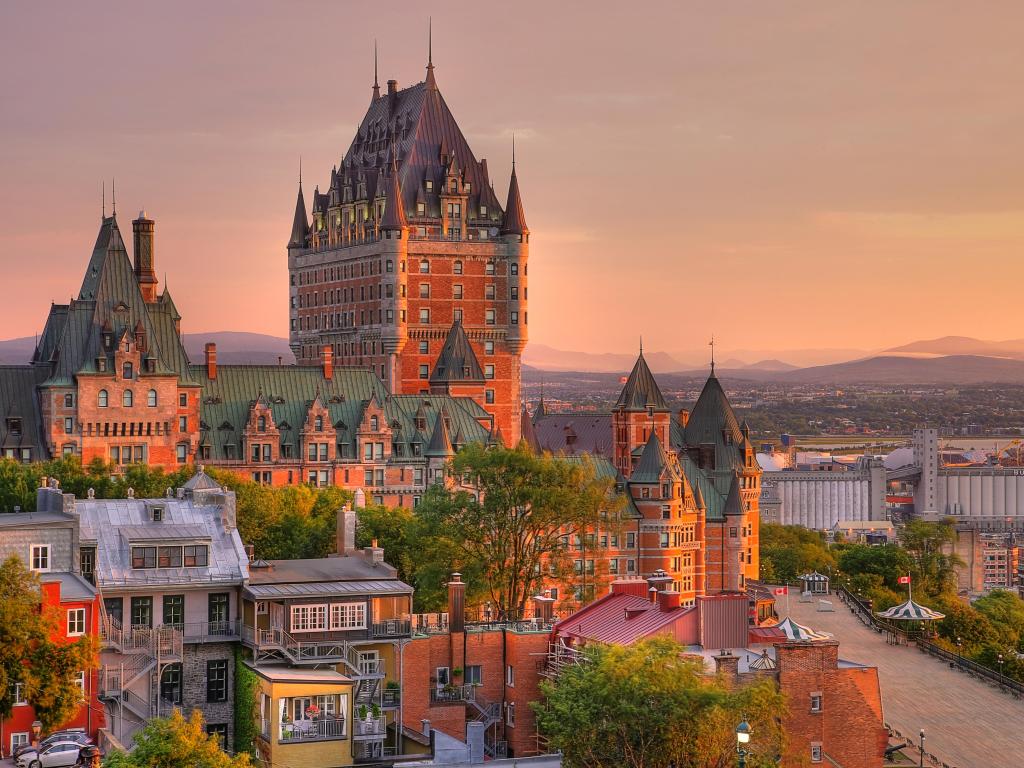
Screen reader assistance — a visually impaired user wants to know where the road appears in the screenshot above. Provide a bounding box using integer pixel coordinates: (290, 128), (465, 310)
(787, 594), (1024, 768)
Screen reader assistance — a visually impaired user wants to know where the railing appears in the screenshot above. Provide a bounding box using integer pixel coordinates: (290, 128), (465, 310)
(411, 613), (450, 635)
(382, 688), (400, 708)
(429, 686), (469, 704)
(371, 619), (412, 638)
(179, 620), (240, 643)
(353, 717), (386, 738)
(279, 717), (348, 742)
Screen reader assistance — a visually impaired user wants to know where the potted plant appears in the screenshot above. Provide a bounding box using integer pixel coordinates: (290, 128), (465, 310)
(358, 704), (369, 721)
(385, 680), (400, 691)
(371, 702), (381, 720)
(305, 703), (320, 720)
(451, 667), (463, 679)
(281, 712), (293, 737)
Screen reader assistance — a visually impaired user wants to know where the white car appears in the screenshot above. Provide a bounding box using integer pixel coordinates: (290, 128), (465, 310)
(15, 740), (82, 768)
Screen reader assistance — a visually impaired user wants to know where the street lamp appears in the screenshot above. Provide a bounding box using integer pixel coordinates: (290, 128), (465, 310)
(956, 636), (962, 662)
(918, 729), (925, 768)
(31, 720), (42, 747)
(736, 720), (752, 768)
(998, 653), (1005, 681)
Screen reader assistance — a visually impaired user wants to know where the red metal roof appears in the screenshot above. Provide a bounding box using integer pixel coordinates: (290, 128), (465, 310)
(553, 592), (694, 646)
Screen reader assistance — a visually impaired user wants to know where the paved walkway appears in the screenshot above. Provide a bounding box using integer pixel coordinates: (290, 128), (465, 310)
(786, 594), (1024, 768)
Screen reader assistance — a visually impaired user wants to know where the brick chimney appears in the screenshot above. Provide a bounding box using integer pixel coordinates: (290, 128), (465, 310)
(678, 408), (690, 428)
(657, 590), (682, 612)
(335, 505), (357, 556)
(205, 342), (217, 380)
(132, 212), (158, 302)
(448, 573), (466, 633)
(387, 79), (398, 95)
(714, 649), (739, 682)
(322, 344), (333, 381)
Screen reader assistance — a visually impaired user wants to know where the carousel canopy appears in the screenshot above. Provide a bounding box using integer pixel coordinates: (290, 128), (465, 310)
(749, 649), (777, 670)
(776, 616), (831, 642)
(875, 599), (945, 621)
(799, 571), (829, 583)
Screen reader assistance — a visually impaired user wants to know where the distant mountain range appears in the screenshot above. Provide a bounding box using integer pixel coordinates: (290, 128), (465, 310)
(3, 331), (1024, 385)
(0, 332), (295, 366)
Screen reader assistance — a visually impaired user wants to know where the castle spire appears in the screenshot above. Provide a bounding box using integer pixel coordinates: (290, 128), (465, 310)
(288, 168), (310, 249)
(425, 17), (437, 90)
(372, 40), (380, 101)
(501, 139), (528, 237)
(380, 145), (407, 231)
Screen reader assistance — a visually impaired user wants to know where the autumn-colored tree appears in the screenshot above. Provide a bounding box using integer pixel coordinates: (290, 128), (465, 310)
(416, 445), (625, 619)
(0, 555), (97, 731)
(104, 710), (251, 768)
(535, 638), (785, 768)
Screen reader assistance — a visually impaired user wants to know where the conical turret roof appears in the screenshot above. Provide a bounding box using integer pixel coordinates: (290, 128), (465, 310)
(289, 183), (310, 248)
(380, 156), (408, 231)
(501, 165), (528, 236)
(430, 321), (484, 383)
(684, 369), (744, 471)
(426, 406), (455, 457)
(630, 431), (680, 484)
(615, 350), (669, 411)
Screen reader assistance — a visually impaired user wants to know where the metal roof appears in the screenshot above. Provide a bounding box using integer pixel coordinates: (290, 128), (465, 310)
(245, 579), (412, 600)
(118, 525), (211, 542)
(553, 592), (693, 646)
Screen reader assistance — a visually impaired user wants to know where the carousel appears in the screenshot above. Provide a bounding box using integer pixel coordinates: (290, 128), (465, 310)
(875, 577), (944, 643)
(775, 616), (832, 642)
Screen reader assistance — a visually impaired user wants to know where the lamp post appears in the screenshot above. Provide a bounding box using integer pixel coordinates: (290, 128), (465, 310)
(918, 729), (925, 768)
(998, 653), (1005, 684)
(956, 636), (962, 661)
(31, 719), (42, 747)
(736, 720), (751, 768)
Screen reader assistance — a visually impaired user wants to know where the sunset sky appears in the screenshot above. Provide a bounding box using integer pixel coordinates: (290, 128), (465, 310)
(2, 2), (1023, 360)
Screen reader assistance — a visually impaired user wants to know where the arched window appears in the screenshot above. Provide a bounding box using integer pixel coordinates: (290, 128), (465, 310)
(370, 415), (379, 431)
(98, 390), (108, 408)
(123, 390), (133, 407)
(122, 362), (133, 380)
(147, 389), (157, 407)
(314, 416), (323, 431)
(257, 416), (266, 432)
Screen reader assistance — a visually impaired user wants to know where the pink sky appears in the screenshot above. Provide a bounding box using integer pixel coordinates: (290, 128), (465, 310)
(2, 2), (1024, 357)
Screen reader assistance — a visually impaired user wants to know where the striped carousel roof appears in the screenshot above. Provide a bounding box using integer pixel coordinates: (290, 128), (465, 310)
(875, 599), (945, 621)
(749, 649), (777, 670)
(776, 616), (831, 642)
(799, 571), (830, 582)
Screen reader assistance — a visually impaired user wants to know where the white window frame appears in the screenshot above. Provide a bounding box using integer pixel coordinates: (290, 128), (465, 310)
(74, 671), (86, 700)
(506, 701), (515, 726)
(811, 743), (822, 763)
(810, 692), (823, 712)
(506, 664), (515, 687)
(12, 682), (27, 705)
(290, 604), (327, 632)
(435, 666), (450, 688)
(30, 544), (50, 572)
(11, 733), (30, 753)
(67, 608), (87, 636)
(329, 602), (366, 630)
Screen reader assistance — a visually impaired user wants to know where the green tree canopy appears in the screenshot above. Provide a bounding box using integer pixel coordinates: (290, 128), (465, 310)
(416, 444), (625, 619)
(535, 638), (784, 768)
(104, 710), (251, 768)
(759, 523), (836, 583)
(0, 555), (97, 731)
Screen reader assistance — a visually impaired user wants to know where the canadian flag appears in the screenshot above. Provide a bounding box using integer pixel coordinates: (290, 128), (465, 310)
(898, 576), (911, 585)
(773, 586), (788, 596)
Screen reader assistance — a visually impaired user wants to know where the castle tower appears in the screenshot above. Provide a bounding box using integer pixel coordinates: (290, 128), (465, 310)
(132, 212), (158, 303)
(612, 347), (671, 478)
(287, 48), (526, 443)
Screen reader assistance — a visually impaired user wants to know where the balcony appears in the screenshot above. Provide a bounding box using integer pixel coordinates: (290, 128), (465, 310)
(278, 717), (348, 743)
(381, 688), (400, 709)
(371, 619), (411, 638)
(179, 621), (240, 643)
(429, 685), (471, 705)
(352, 716), (386, 740)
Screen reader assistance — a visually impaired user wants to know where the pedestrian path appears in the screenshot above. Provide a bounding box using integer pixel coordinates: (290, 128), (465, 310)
(787, 595), (1024, 768)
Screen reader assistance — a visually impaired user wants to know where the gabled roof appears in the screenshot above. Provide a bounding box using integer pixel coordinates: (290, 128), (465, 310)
(288, 183), (311, 247)
(553, 591), (692, 646)
(630, 431), (680, 484)
(429, 322), (484, 384)
(615, 351), (669, 411)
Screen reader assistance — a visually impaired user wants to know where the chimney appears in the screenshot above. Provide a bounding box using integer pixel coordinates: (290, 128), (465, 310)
(714, 649), (740, 681)
(335, 505), (357, 556)
(132, 212), (158, 302)
(448, 573), (466, 633)
(646, 568), (674, 597)
(322, 344), (333, 381)
(354, 488), (366, 508)
(678, 409), (690, 428)
(420, 719), (431, 737)
(648, 586), (658, 603)
(657, 590), (682, 612)
(205, 343), (217, 380)
(244, 544), (255, 562)
(387, 79), (398, 95)
(533, 591), (555, 623)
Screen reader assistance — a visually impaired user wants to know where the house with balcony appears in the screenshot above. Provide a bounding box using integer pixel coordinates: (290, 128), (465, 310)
(240, 507), (413, 763)
(76, 470), (249, 747)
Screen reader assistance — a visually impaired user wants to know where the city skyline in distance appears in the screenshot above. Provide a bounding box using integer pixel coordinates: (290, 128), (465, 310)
(2, 2), (1023, 354)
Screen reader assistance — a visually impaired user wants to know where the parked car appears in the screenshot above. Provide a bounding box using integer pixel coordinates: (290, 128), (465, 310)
(13, 732), (91, 760)
(15, 740), (83, 768)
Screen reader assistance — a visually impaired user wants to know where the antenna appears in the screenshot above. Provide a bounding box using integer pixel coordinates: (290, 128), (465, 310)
(639, 335), (643, 355)
(709, 335), (715, 372)
(372, 40), (380, 100)
(512, 132), (516, 169)
(299, 156), (302, 188)
(428, 17), (433, 67)
(102, 180), (106, 219)
(112, 177), (117, 216)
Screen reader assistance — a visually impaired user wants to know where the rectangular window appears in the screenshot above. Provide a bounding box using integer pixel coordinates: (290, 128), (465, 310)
(184, 545), (209, 567)
(453, 284), (463, 299)
(419, 308), (430, 323)
(485, 284), (495, 300)
(209, 593), (229, 625)
(418, 341), (429, 354)
(64, 417), (73, 434)
(810, 693), (823, 712)
(206, 724), (228, 746)
(163, 595), (184, 628)
(158, 545), (183, 568)
(506, 701), (515, 727)
(485, 309), (496, 325)
(453, 308), (463, 322)
(465, 665), (482, 685)
(484, 341), (494, 355)
(660, 532), (670, 548)
(626, 532), (636, 549)
(485, 389), (495, 404)
(811, 744), (822, 763)
(179, 393), (187, 407)
(11, 733), (29, 753)
(67, 608), (86, 636)
(419, 364), (429, 379)
(329, 602), (367, 630)
(207, 660), (228, 702)
(419, 283), (430, 298)
(105, 596), (123, 625)
(511, 311), (519, 324)
(435, 666), (450, 687)
(30, 544), (50, 571)
(179, 416), (187, 432)
(12, 683), (27, 706)
(131, 546), (157, 569)
(484, 365), (494, 380)
(131, 596), (153, 628)
(290, 604), (327, 632)
(506, 664), (515, 687)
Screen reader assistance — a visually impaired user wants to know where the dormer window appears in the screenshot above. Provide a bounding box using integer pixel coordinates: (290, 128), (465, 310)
(6, 418), (22, 437)
(151, 506), (164, 522)
(103, 333), (112, 348)
(314, 416), (323, 431)
(480, 205), (487, 216)
(370, 415), (379, 431)
(464, 182), (471, 193)
(425, 179), (433, 191)
(123, 362), (133, 380)
(417, 202), (425, 216)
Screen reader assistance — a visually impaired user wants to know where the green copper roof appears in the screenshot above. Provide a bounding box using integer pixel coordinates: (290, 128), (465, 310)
(682, 371), (744, 473)
(615, 351), (668, 411)
(629, 431), (680, 484)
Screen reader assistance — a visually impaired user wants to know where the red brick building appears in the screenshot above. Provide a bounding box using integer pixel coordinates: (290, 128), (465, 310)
(287, 51), (528, 445)
(0, 492), (104, 756)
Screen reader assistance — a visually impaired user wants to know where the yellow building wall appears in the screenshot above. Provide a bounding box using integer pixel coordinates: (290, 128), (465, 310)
(257, 678), (355, 768)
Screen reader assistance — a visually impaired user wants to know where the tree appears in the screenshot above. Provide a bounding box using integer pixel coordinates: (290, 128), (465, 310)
(0, 556), (97, 731)
(535, 638), (784, 768)
(900, 519), (961, 598)
(104, 710), (251, 768)
(416, 445), (624, 619)
(759, 524), (836, 584)
(973, 590), (1024, 651)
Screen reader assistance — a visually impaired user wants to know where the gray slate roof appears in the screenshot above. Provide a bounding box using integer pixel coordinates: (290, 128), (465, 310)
(76, 495), (249, 589)
(429, 322), (484, 384)
(615, 352), (669, 411)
